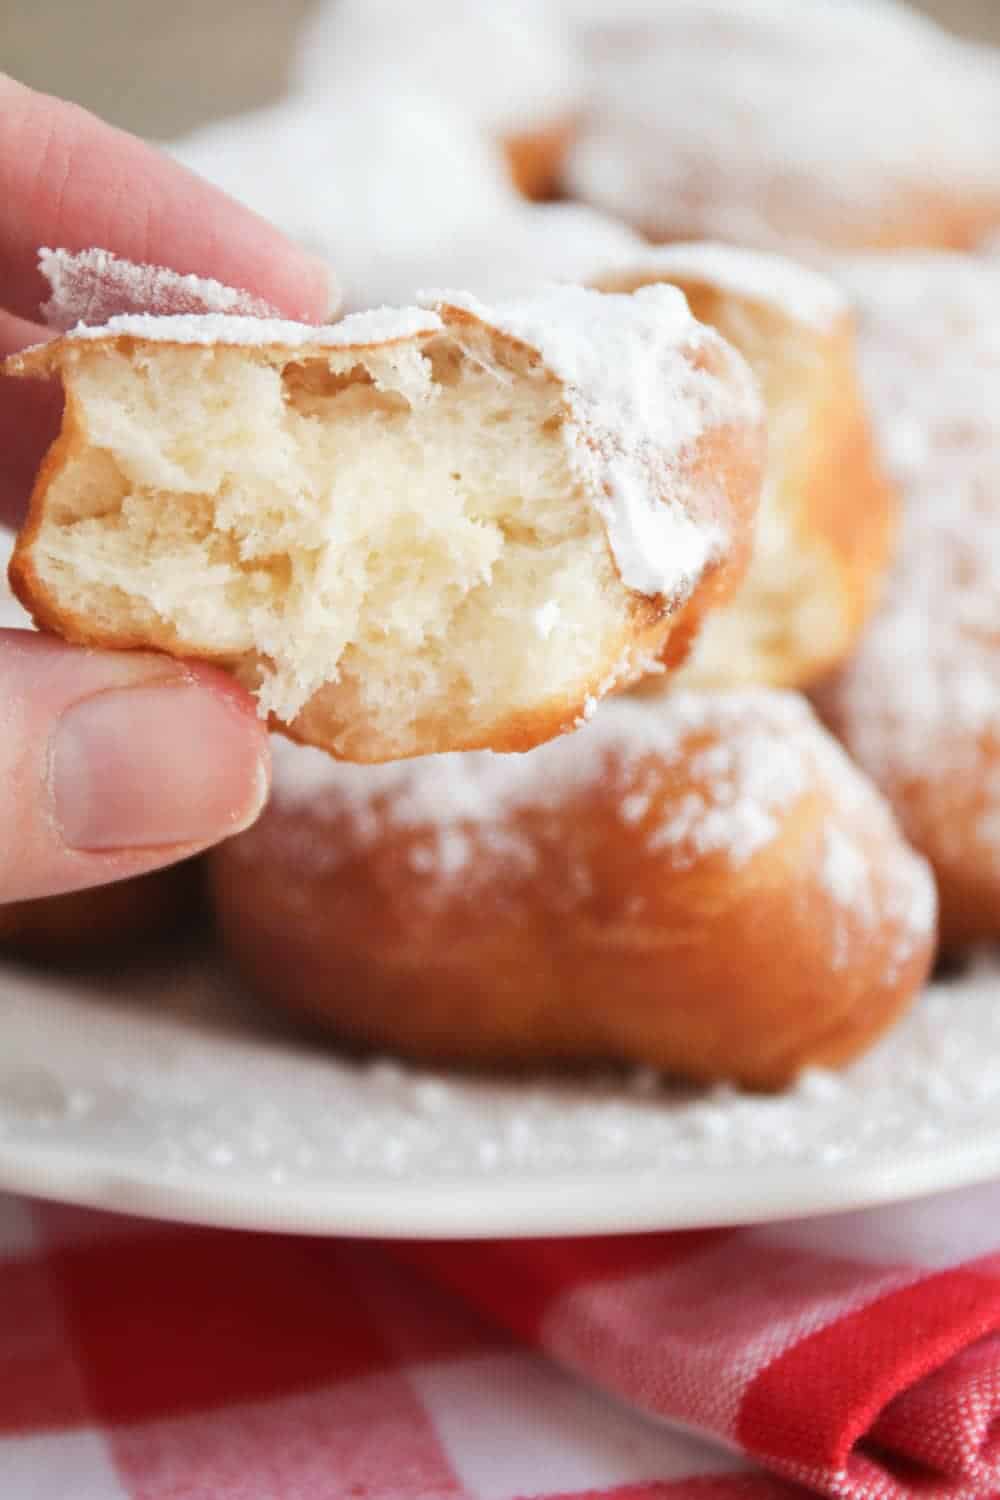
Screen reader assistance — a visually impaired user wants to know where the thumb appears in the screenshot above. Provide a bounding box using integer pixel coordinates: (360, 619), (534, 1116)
(0, 632), (269, 904)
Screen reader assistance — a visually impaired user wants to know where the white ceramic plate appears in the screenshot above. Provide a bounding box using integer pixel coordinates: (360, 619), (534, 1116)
(0, 943), (999, 1238)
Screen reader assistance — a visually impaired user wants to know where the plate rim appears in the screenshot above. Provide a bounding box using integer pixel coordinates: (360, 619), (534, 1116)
(4, 1131), (1000, 1238)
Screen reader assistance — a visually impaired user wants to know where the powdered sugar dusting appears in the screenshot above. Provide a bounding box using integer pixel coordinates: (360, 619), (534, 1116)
(169, 82), (642, 312)
(167, 93), (518, 313)
(0, 937), (995, 1230)
(597, 242), (847, 333)
(824, 254), (1000, 870)
(266, 692), (817, 852)
(428, 284), (762, 599)
(39, 247), (284, 331)
(293, 0), (581, 139)
(822, 824), (875, 925)
(566, 0), (1000, 252)
(61, 303), (442, 351)
(260, 690), (934, 960)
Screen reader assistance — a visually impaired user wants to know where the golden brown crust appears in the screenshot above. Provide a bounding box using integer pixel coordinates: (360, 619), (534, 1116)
(0, 860), (200, 960)
(209, 698), (936, 1089)
(629, 189), (1000, 258)
(798, 322), (897, 672)
(502, 115), (578, 202)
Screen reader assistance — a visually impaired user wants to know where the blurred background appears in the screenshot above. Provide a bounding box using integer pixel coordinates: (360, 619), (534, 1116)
(5, 0), (1000, 140)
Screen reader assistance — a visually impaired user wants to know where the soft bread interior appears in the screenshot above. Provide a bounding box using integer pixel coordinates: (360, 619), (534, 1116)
(23, 324), (635, 759)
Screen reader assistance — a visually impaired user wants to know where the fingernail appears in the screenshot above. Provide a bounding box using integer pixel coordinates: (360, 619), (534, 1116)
(300, 252), (342, 321)
(51, 680), (268, 851)
(317, 258), (343, 320)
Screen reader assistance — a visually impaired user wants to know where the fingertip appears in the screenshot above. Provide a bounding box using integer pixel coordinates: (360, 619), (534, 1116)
(0, 635), (276, 901)
(225, 222), (340, 325)
(0, 77), (342, 329)
(298, 254), (342, 325)
(177, 659), (273, 829)
(176, 657), (273, 782)
(51, 661), (271, 854)
(153, 148), (340, 324)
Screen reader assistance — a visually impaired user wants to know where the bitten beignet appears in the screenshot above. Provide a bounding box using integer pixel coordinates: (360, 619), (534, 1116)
(597, 245), (897, 691)
(210, 692), (936, 1090)
(6, 279), (763, 763)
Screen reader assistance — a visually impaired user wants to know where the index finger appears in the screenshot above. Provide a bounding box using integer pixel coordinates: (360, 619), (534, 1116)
(0, 73), (334, 325)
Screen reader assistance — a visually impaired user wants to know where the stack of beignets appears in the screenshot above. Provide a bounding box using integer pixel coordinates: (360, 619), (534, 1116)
(194, 243), (947, 1086)
(10, 0), (1000, 1088)
(0, 243), (941, 1085)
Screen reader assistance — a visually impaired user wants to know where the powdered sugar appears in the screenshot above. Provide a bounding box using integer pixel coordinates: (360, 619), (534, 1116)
(267, 693), (821, 849)
(292, 0), (581, 139)
(262, 691), (932, 955)
(822, 824), (874, 922)
(1, 928), (993, 1231)
(825, 254), (1000, 869)
(643, 726), (812, 866)
(597, 243), (847, 333)
(399, 202), (644, 309)
(169, 91), (642, 311)
(60, 302), (442, 351)
(168, 93), (519, 313)
(427, 284), (761, 599)
(39, 247), (284, 331)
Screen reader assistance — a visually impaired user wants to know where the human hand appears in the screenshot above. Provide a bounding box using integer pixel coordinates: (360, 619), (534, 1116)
(0, 74), (332, 905)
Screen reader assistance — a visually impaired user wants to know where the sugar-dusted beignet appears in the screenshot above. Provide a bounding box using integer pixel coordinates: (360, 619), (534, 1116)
(816, 255), (1000, 950)
(292, 0), (582, 201)
(6, 281), (763, 763)
(566, 0), (1000, 254)
(597, 245), (897, 690)
(210, 692), (936, 1090)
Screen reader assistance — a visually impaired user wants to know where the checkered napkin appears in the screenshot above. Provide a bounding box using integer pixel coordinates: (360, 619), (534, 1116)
(6, 1183), (1000, 1500)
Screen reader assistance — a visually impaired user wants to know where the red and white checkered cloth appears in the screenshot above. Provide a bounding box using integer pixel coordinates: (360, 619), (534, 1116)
(7, 1182), (1000, 1500)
